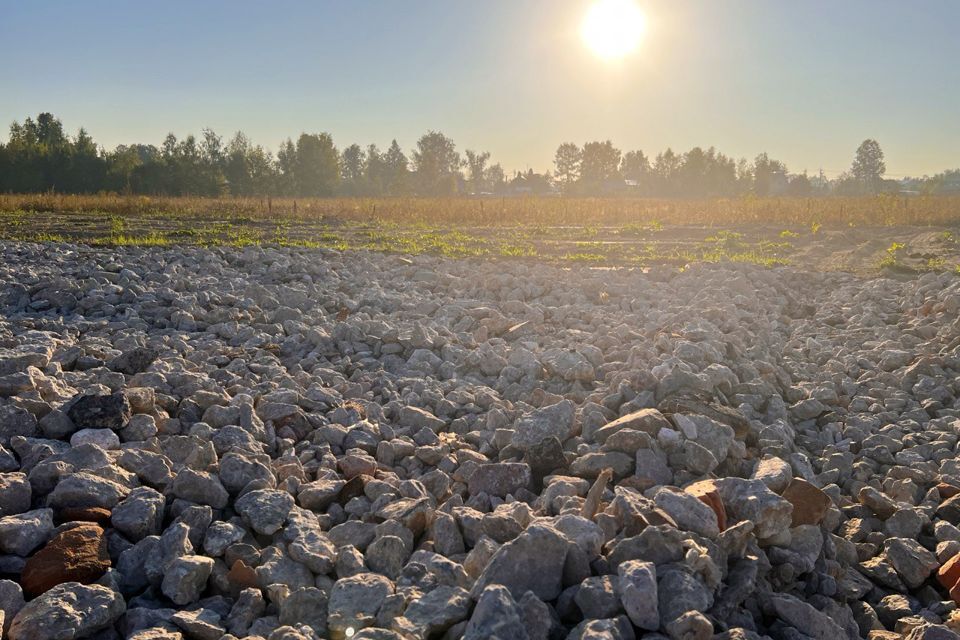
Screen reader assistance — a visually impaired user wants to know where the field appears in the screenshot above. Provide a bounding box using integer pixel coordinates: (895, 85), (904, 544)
(2, 193), (960, 274)
(4, 192), (960, 639)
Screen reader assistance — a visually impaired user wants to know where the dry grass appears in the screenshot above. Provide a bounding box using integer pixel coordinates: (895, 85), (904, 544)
(2, 193), (960, 226)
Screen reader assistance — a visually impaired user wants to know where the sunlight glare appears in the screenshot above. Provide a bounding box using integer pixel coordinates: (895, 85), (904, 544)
(581, 0), (646, 61)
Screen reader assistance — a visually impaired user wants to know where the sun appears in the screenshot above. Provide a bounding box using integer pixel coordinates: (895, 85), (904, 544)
(581, 0), (646, 61)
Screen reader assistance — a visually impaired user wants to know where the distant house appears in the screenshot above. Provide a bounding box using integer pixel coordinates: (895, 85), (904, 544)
(506, 171), (557, 196)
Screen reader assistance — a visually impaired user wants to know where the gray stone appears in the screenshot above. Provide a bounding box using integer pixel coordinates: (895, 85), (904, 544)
(170, 608), (224, 640)
(111, 487), (165, 541)
(751, 455), (793, 494)
(226, 587), (265, 636)
(658, 566), (712, 627)
(702, 478), (793, 539)
(327, 573), (395, 636)
(653, 487), (719, 538)
(278, 587), (328, 636)
(468, 462), (531, 497)
(161, 555), (214, 605)
(618, 560), (659, 631)
(575, 575), (621, 619)
(0, 508), (54, 556)
(235, 489), (294, 535)
(7, 582), (125, 640)
(0, 473), (31, 517)
(511, 400), (575, 450)
(366, 535), (408, 580)
(885, 538), (938, 589)
(472, 523), (570, 601)
(48, 472), (129, 510)
(593, 408), (672, 443)
(170, 469), (229, 510)
(67, 392), (131, 430)
(393, 585), (470, 637)
(464, 585), (528, 640)
(770, 593), (846, 639)
(0, 579), (25, 635)
(202, 521), (247, 557)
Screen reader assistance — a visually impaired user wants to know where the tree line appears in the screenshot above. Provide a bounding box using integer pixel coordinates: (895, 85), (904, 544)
(0, 112), (954, 198)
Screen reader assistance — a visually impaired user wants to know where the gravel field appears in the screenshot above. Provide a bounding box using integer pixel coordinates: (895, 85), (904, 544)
(2, 241), (960, 639)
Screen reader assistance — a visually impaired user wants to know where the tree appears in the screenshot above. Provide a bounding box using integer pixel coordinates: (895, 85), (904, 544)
(851, 139), (885, 193)
(363, 144), (385, 195)
(620, 150), (650, 193)
(277, 138), (297, 195)
(412, 131), (461, 196)
(753, 153), (788, 196)
(341, 144), (365, 183)
(293, 133), (340, 197)
(383, 139), (410, 195)
(653, 148), (682, 195)
(554, 143), (582, 191)
(580, 141), (622, 194)
(786, 172), (813, 197)
(485, 163), (506, 194)
(464, 150), (491, 193)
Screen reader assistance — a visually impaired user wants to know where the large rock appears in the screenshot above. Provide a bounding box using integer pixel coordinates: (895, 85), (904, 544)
(653, 487), (719, 538)
(161, 555), (214, 605)
(278, 587), (328, 636)
(618, 560), (658, 630)
(0, 406), (38, 444)
(393, 585), (471, 637)
(468, 463), (531, 498)
(111, 486), (165, 541)
(0, 473), (31, 516)
(48, 472), (129, 511)
(658, 565), (712, 627)
(8, 582), (125, 640)
(170, 469), (229, 509)
(511, 400), (575, 450)
(464, 585), (529, 640)
(67, 392), (131, 430)
(107, 347), (159, 375)
(690, 478), (792, 539)
(781, 478), (831, 526)
(770, 593), (846, 639)
(592, 408), (672, 443)
(471, 523), (570, 601)
(885, 538), (938, 589)
(541, 349), (595, 382)
(398, 406), (445, 432)
(0, 508), (54, 556)
(327, 573), (395, 636)
(751, 455), (793, 494)
(21, 523), (111, 597)
(235, 489), (294, 535)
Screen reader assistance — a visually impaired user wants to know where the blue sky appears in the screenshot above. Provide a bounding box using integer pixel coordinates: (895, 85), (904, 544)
(2, 0), (958, 177)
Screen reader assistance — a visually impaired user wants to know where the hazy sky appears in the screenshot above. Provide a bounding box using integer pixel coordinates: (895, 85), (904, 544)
(3, 0), (958, 178)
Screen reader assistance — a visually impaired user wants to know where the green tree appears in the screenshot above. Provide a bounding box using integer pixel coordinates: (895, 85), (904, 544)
(383, 139), (409, 195)
(851, 139), (885, 193)
(554, 142), (582, 191)
(412, 131), (461, 195)
(485, 163), (506, 194)
(293, 133), (340, 196)
(620, 150), (650, 193)
(341, 144), (365, 182)
(362, 144), (385, 195)
(752, 153), (788, 196)
(580, 141), (622, 194)
(465, 149), (491, 193)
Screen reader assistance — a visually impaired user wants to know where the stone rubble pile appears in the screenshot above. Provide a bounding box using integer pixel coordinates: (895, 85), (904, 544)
(1, 241), (960, 639)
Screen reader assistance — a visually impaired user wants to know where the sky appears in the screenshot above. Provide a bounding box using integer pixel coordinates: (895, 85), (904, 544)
(2, 0), (959, 178)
